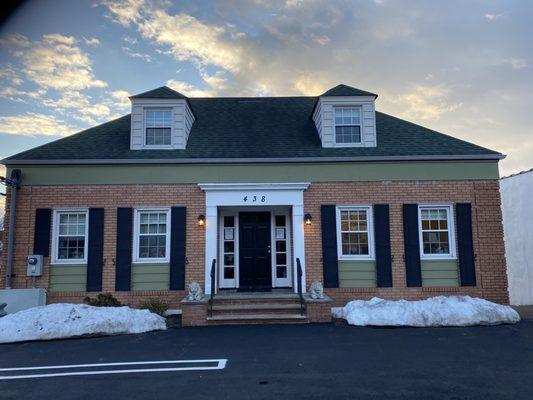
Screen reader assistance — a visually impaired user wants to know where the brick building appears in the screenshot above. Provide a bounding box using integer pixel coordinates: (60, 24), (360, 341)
(0, 84), (508, 325)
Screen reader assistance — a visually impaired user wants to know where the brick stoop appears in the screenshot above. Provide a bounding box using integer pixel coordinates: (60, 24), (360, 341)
(206, 293), (309, 325)
(180, 291), (334, 326)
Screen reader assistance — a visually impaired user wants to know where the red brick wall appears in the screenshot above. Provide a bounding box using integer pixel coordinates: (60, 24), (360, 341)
(303, 180), (509, 305)
(0, 179), (508, 307)
(0, 184), (205, 307)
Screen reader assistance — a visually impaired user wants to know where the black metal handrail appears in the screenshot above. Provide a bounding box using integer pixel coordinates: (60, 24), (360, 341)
(208, 259), (216, 317)
(296, 258), (306, 315)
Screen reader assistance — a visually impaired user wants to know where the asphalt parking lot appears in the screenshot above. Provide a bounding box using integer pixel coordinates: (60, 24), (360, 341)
(1, 321), (532, 400)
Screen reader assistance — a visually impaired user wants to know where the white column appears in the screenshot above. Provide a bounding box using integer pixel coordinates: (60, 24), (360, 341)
(204, 205), (218, 295)
(292, 204), (306, 293)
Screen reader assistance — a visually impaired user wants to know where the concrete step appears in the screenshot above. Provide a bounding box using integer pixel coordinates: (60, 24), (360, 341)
(212, 303), (302, 311)
(206, 313), (308, 325)
(211, 306), (304, 316)
(212, 296), (301, 306)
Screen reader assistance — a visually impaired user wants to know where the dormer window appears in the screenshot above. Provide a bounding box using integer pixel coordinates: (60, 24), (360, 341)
(130, 86), (194, 150)
(145, 109), (172, 146)
(334, 106), (361, 144)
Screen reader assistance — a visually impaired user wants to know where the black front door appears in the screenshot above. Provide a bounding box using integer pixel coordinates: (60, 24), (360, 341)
(239, 212), (272, 291)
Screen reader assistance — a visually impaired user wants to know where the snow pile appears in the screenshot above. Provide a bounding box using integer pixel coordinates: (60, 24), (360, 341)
(332, 296), (520, 327)
(0, 303), (167, 344)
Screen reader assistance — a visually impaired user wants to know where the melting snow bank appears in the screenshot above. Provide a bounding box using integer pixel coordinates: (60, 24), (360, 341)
(332, 296), (520, 327)
(0, 303), (167, 344)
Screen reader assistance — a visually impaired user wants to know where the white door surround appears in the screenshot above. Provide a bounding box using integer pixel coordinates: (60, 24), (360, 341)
(199, 183), (310, 294)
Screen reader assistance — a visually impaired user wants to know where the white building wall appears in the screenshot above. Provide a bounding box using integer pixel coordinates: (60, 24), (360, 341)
(500, 170), (533, 305)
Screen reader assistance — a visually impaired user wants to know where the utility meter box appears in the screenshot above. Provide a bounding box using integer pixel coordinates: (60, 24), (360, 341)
(27, 255), (44, 277)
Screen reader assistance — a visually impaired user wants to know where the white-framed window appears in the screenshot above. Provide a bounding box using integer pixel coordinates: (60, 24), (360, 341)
(334, 106), (362, 144)
(418, 205), (456, 259)
(336, 206), (374, 260)
(52, 209), (89, 264)
(272, 213), (292, 287)
(145, 109), (172, 146)
(133, 208), (171, 263)
(218, 212), (240, 289)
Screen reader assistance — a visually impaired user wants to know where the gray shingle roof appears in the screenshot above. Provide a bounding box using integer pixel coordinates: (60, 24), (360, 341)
(3, 96), (501, 163)
(321, 84), (378, 98)
(130, 86), (187, 99)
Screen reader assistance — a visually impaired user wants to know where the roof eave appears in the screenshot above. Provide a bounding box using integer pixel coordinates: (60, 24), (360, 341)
(1, 153), (506, 166)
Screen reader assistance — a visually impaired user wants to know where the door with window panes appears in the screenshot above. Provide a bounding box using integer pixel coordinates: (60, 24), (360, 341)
(218, 210), (292, 289)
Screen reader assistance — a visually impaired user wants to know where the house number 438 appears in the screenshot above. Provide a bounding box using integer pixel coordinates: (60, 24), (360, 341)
(243, 195), (266, 203)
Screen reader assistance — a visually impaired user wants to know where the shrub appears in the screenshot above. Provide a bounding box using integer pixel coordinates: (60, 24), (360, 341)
(139, 298), (169, 317)
(84, 293), (122, 307)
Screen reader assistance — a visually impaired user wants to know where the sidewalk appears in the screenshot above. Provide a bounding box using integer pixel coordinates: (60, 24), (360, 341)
(512, 305), (533, 320)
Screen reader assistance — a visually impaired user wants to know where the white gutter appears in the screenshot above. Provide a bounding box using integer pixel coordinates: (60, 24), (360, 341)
(1, 154), (505, 165)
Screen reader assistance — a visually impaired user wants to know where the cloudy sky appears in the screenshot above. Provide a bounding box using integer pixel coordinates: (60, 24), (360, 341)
(0, 0), (531, 198)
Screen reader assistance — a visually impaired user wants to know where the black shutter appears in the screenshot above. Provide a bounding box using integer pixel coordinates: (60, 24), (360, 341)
(321, 205), (339, 288)
(33, 208), (52, 257)
(456, 203), (476, 286)
(87, 208), (104, 292)
(403, 204), (422, 287)
(115, 208), (133, 291)
(374, 204), (393, 287)
(169, 207), (186, 290)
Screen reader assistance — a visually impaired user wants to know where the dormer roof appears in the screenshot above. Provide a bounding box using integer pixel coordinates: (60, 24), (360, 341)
(320, 84), (378, 98)
(129, 86), (187, 99)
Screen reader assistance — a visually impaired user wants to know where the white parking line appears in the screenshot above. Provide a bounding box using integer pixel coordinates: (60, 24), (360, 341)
(0, 359), (227, 380)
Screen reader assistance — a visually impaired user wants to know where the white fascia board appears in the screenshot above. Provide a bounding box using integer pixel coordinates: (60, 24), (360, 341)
(320, 95), (377, 102)
(198, 182), (310, 191)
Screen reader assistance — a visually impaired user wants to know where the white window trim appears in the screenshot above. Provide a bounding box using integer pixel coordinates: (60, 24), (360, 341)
(143, 108), (173, 149)
(218, 211), (239, 289)
(418, 204), (456, 260)
(51, 208), (89, 265)
(271, 211), (292, 288)
(133, 207), (171, 264)
(333, 105), (363, 147)
(336, 205), (375, 260)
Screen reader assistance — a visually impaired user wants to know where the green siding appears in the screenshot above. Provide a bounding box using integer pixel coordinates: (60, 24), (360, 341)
(49, 264), (87, 292)
(131, 263), (170, 291)
(9, 161), (498, 186)
(421, 259), (459, 287)
(338, 260), (377, 288)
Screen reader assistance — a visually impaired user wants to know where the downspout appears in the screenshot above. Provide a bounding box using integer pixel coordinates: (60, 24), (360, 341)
(5, 169), (21, 289)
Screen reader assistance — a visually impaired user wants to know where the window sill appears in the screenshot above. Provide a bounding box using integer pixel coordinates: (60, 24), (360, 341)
(420, 256), (457, 261)
(50, 261), (87, 266)
(338, 256), (375, 262)
(140, 145), (174, 150)
(332, 142), (365, 148)
(132, 259), (170, 265)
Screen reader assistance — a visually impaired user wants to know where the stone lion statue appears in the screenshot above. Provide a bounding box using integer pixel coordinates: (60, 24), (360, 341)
(187, 282), (203, 301)
(309, 281), (324, 300)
